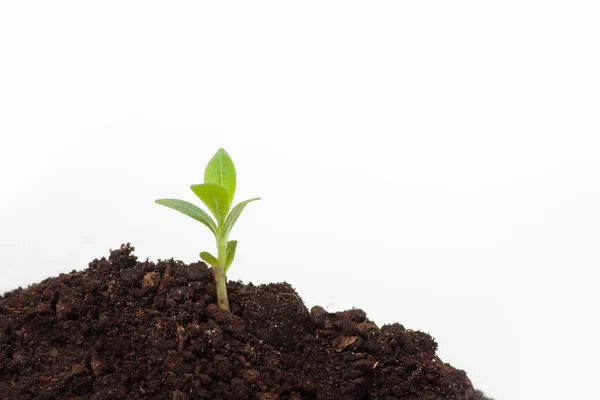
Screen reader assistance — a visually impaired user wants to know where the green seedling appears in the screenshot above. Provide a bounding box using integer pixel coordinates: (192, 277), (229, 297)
(155, 148), (260, 310)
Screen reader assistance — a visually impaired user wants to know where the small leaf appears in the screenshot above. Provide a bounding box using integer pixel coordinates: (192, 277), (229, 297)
(222, 198), (260, 239)
(225, 240), (238, 272)
(200, 251), (218, 266)
(204, 148), (236, 202)
(155, 198), (217, 236)
(190, 183), (231, 224)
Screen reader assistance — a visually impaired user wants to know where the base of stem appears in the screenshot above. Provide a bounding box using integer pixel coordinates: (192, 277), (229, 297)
(212, 267), (230, 311)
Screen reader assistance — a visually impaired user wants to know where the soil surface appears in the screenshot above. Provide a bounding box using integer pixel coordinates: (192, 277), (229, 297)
(1, 243), (493, 399)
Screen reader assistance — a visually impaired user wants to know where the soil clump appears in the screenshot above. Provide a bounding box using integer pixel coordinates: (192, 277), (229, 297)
(0, 244), (492, 399)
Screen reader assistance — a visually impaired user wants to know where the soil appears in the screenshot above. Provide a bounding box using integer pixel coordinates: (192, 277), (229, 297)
(0, 243), (493, 400)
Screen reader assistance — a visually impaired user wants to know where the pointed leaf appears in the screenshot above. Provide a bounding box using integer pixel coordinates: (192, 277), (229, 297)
(190, 183), (231, 224)
(200, 251), (218, 266)
(204, 148), (236, 201)
(225, 240), (238, 272)
(155, 198), (217, 236)
(222, 198), (260, 239)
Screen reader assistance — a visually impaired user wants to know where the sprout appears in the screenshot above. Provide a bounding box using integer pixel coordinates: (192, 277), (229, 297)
(155, 148), (260, 310)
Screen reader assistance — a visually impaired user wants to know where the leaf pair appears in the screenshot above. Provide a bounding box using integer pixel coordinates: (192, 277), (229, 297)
(190, 148), (236, 224)
(200, 240), (237, 273)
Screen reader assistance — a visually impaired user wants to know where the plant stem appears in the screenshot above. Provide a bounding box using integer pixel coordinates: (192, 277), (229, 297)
(212, 266), (230, 310)
(213, 230), (230, 310)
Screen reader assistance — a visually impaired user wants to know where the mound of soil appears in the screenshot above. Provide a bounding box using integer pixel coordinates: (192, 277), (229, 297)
(0, 243), (492, 399)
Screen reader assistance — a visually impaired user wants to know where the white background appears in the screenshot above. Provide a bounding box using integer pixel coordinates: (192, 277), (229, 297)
(1, 2), (599, 399)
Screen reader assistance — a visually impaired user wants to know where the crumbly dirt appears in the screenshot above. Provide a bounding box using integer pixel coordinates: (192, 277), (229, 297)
(0, 243), (493, 399)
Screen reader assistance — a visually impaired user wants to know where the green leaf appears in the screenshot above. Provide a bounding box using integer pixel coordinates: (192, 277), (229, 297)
(224, 240), (238, 272)
(200, 251), (218, 266)
(190, 183), (231, 224)
(204, 148), (236, 202)
(222, 198), (260, 239)
(155, 198), (217, 236)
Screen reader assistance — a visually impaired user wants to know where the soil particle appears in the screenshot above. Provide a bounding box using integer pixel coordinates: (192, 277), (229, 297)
(0, 243), (493, 399)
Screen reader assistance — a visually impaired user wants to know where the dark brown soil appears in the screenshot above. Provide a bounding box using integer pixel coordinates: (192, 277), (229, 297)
(0, 243), (492, 400)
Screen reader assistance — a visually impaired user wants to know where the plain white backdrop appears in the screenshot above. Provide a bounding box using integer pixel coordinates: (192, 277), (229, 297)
(1, 2), (599, 399)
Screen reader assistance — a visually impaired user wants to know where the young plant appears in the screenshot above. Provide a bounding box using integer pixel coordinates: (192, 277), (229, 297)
(155, 148), (260, 310)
